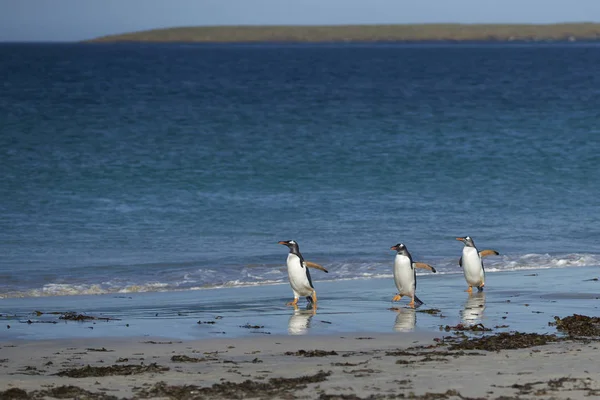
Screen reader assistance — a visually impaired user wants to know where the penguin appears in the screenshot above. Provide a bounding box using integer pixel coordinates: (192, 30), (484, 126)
(390, 243), (436, 308)
(278, 240), (328, 307)
(455, 236), (499, 293)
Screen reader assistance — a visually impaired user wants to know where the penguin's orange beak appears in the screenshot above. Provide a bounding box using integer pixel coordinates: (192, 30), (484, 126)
(455, 237), (464, 241)
(390, 245), (398, 251)
(278, 241), (287, 245)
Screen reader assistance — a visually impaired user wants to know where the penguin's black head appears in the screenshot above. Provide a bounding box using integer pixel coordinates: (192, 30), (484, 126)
(390, 243), (409, 255)
(456, 236), (475, 247)
(278, 240), (299, 253)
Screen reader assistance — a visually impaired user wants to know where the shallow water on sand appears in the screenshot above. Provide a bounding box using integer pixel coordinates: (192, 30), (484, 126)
(1, 266), (598, 341)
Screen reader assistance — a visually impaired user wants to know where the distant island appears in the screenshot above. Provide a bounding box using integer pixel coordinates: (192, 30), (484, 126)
(86, 23), (600, 43)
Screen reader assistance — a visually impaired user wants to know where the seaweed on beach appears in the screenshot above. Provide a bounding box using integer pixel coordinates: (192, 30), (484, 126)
(331, 360), (369, 367)
(41, 385), (121, 400)
(318, 388), (468, 400)
(171, 355), (212, 363)
(550, 314), (600, 337)
(511, 377), (577, 395)
(135, 370), (331, 399)
(56, 363), (169, 377)
(441, 323), (491, 332)
(386, 349), (485, 358)
(388, 348), (485, 366)
(15, 365), (44, 375)
(58, 312), (94, 321)
(239, 323), (264, 329)
(0, 385), (121, 400)
(141, 340), (181, 344)
(0, 388), (30, 400)
(285, 349), (338, 357)
(416, 308), (442, 315)
(448, 332), (559, 351)
(507, 376), (600, 397)
(58, 312), (119, 322)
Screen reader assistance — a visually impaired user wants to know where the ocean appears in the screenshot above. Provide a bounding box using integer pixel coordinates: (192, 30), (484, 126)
(1, 42), (600, 302)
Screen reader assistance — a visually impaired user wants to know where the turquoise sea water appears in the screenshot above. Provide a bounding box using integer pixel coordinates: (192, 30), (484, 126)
(1, 42), (600, 299)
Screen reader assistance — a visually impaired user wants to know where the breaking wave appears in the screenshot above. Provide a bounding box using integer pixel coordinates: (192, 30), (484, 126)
(0, 253), (598, 299)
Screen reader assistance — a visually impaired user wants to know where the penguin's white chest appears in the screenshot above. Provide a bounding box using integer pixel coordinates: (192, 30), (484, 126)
(287, 254), (313, 296)
(462, 247), (484, 286)
(393, 254), (415, 296)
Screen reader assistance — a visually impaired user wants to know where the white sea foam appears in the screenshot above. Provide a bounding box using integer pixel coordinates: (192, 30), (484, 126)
(0, 253), (598, 299)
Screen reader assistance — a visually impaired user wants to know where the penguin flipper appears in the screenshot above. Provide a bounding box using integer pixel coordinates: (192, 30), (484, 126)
(414, 262), (436, 273)
(479, 249), (500, 258)
(458, 257), (463, 267)
(305, 261), (328, 273)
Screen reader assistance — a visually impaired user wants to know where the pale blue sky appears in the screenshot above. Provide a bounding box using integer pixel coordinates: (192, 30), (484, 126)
(1, 0), (600, 42)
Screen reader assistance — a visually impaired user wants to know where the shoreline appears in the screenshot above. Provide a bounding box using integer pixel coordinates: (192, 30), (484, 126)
(1, 266), (599, 341)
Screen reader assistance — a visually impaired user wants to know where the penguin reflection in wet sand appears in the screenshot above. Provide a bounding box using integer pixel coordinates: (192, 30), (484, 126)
(456, 236), (499, 293)
(390, 243), (437, 308)
(278, 240), (328, 307)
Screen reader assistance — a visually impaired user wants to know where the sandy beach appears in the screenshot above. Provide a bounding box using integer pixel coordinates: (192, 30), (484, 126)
(1, 331), (600, 399)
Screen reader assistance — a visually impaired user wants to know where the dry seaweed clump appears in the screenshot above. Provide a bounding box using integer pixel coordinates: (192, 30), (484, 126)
(551, 314), (600, 337)
(0, 385), (120, 400)
(136, 370), (331, 399)
(171, 355), (210, 363)
(40, 386), (120, 400)
(56, 363), (169, 377)
(58, 312), (118, 322)
(284, 349), (338, 357)
(449, 332), (559, 351)
(441, 323), (491, 332)
(0, 388), (29, 399)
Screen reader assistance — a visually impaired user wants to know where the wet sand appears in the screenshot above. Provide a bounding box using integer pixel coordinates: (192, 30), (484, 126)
(1, 266), (599, 341)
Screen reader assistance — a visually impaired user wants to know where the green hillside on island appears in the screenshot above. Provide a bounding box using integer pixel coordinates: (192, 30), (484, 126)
(87, 23), (600, 43)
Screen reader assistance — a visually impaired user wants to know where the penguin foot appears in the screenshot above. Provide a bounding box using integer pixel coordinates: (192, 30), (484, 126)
(465, 286), (473, 293)
(286, 298), (299, 306)
(408, 299), (415, 308)
(392, 294), (402, 302)
(311, 291), (318, 305)
(477, 285), (484, 292)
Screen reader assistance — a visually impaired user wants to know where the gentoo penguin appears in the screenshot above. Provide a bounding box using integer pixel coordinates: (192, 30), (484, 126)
(455, 236), (499, 292)
(390, 243), (436, 308)
(278, 240), (328, 307)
